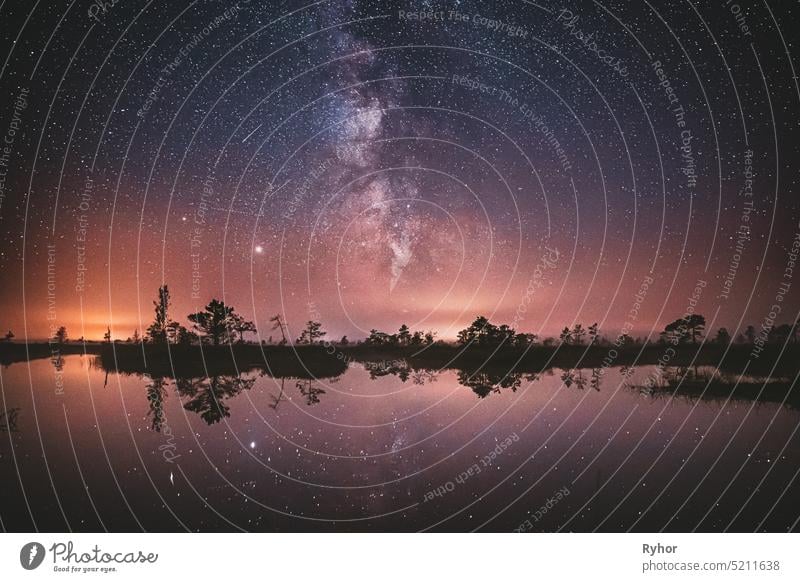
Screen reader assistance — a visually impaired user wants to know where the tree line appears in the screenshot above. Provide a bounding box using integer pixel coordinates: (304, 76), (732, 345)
(34, 285), (332, 347)
(7, 289), (799, 349)
(365, 314), (800, 349)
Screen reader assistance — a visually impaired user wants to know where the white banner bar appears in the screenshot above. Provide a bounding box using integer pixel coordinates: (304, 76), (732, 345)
(0, 533), (796, 581)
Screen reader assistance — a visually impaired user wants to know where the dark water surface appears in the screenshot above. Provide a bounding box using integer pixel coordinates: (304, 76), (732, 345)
(1, 356), (798, 531)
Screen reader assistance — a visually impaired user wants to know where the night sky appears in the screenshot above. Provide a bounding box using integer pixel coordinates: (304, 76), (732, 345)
(0, 0), (798, 342)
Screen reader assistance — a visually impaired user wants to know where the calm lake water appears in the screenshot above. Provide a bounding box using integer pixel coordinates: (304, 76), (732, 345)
(1, 355), (799, 532)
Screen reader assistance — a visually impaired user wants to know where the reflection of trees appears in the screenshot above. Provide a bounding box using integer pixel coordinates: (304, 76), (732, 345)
(145, 376), (168, 432)
(663, 365), (705, 385)
(0, 407), (20, 432)
(296, 379), (326, 405)
(559, 368), (611, 392)
(411, 370), (438, 385)
(590, 368), (602, 391)
(363, 362), (438, 386)
(456, 369), (523, 398)
(269, 378), (287, 410)
(180, 375), (255, 425)
(563, 368), (607, 391)
(364, 360), (410, 380)
(50, 353), (64, 371)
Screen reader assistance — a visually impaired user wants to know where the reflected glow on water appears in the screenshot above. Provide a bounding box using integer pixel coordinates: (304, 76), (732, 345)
(1, 356), (798, 532)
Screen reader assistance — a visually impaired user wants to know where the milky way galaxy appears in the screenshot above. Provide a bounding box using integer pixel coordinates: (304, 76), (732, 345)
(0, 0), (798, 346)
(3, 0), (800, 540)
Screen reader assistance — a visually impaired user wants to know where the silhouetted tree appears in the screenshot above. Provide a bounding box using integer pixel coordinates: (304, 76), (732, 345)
(497, 324), (515, 344)
(53, 326), (68, 344)
(684, 314), (706, 344)
(744, 325), (756, 344)
(132, 329), (141, 343)
(397, 324), (411, 346)
(1, 330), (13, 342)
(188, 299), (235, 345)
(559, 327), (572, 345)
(458, 316), (492, 345)
(424, 331), (436, 345)
(103, 327), (112, 343)
(769, 323), (793, 344)
(588, 323), (599, 344)
(167, 321), (197, 345)
(661, 320), (682, 344)
(410, 330), (424, 345)
(230, 313), (257, 343)
(165, 321), (181, 344)
(513, 332), (537, 348)
(147, 285), (173, 344)
(457, 316), (514, 347)
(366, 329), (392, 345)
(270, 314), (287, 345)
(715, 327), (731, 345)
(339, 335), (349, 345)
(571, 324), (586, 345)
(663, 315), (705, 345)
(180, 327), (198, 345)
(298, 320), (326, 344)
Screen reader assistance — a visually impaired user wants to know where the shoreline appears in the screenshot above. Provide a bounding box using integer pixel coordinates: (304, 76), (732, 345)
(2, 341), (797, 380)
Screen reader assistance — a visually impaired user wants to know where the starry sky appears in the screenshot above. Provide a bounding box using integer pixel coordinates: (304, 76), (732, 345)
(0, 0), (798, 341)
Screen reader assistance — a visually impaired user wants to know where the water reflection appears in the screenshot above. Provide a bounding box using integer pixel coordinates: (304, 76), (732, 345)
(38, 351), (800, 431)
(179, 375), (256, 425)
(363, 360), (441, 387)
(136, 365), (542, 426)
(296, 378), (326, 406)
(0, 407), (20, 432)
(269, 378), (288, 410)
(456, 369), (536, 398)
(145, 376), (168, 432)
(364, 359), (410, 381)
(625, 365), (798, 407)
(3, 354), (800, 532)
(134, 361), (800, 427)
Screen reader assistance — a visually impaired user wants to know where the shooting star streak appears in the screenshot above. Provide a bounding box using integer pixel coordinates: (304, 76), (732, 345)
(242, 123), (262, 143)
